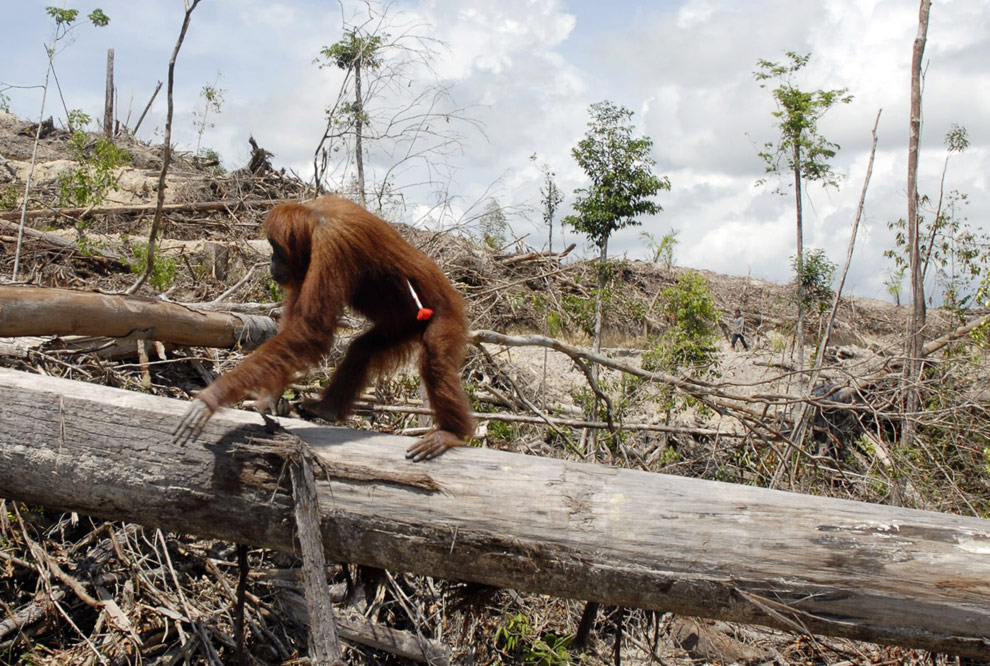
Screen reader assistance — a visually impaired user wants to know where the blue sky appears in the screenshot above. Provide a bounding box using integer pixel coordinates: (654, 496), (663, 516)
(3, 0), (989, 303)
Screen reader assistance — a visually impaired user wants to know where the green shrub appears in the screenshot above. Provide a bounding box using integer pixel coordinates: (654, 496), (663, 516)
(0, 187), (18, 211)
(562, 294), (597, 338)
(265, 276), (285, 302)
(644, 272), (719, 373)
(58, 130), (130, 207)
(128, 243), (177, 291)
(494, 613), (574, 665)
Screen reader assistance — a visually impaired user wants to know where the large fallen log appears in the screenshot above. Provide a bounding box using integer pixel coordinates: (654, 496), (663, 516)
(0, 366), (988, 658)
(0, 286), (276, 349)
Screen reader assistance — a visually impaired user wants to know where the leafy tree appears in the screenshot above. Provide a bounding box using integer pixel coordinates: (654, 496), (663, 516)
(45, 6), (110, 35)
(887, 191), (987, 313)
(754, 51), (852, 368)
(885, 267), (905, 306)
(885, 127), (986, 315)
(66, 108), (90, 133)
(58, 124), (131, 207)
(564, 100), (670, 353)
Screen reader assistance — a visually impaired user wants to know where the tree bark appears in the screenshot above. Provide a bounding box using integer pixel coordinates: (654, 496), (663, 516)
(289, 444), (344, 664)
(593, 238), (608, 357)
(792, 140), (805, 372)
(1, 367), (989, 658)
(0, 286), (276, 349)
(903, 0), (931, 458)
(354, 59), (366, 208)
(104, 48), (115, 139)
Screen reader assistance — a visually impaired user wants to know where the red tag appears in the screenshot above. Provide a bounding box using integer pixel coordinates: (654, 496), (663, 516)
(417, 308), (434, 321)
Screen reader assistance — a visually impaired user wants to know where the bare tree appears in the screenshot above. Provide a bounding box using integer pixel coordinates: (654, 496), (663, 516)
(312, 0), (481, 217)
(127, 0), (202, 294)
(779, 109), (882, 488)
(902, 0), (931, 460)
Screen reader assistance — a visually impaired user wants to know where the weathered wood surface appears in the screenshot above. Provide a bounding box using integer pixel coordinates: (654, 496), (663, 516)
(289, 448), (344, 664)
(1, 366), (989, 657)
(0, 286), (276, 349)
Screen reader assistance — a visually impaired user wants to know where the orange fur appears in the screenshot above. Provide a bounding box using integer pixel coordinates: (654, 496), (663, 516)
(194, 195), (474, 457)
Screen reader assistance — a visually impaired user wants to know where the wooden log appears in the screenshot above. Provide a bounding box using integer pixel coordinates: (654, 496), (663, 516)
(0, 286), (276, 350)
(0, 366), (988, 658)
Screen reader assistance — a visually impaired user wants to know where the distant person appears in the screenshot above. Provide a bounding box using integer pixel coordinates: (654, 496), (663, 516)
(731, 308), (750, 351)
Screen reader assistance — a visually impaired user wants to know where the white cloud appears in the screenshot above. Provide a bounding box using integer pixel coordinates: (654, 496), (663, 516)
(4, 0), (989, 302)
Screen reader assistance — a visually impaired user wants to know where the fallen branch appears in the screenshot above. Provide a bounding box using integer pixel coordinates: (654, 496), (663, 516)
(469, 329), (798, 416)
(284, 435), (344, 665)
(0, 587), (67, 643)
(278, 593), (450, 665)
(351, 401), (745, 439)
(500, 243), (576, 267)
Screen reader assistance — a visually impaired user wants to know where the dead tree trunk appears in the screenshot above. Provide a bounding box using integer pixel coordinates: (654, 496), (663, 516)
(104, 48), (115, 139)
(0, 367), (988, 658)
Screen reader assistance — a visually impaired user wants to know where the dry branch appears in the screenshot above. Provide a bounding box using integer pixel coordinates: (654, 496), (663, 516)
(1, 367), (990, 657)
(352, 401), (744, 438)
(500, 242), (576, 267)
(277, 595), (451, 665)
(470, 328), (798, 417)
(0, 286), (275, 349)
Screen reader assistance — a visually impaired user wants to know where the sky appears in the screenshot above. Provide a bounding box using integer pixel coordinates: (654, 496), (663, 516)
(3, 0), (989, 303)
